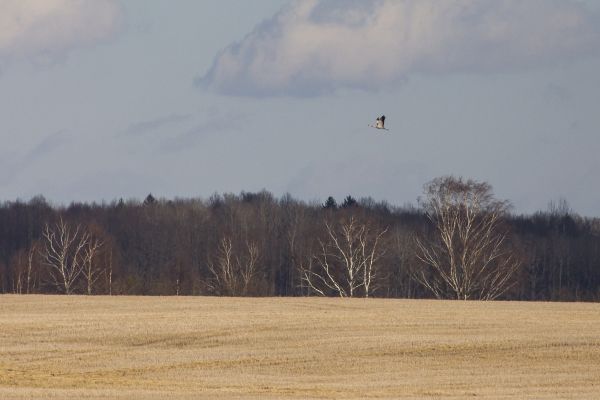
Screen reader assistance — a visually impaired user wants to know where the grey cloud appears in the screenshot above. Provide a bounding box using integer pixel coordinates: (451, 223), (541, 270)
(0, 130), (70, 185)
(199, 0), (600, 97)
(25, 130), (70, 162)
(0, 0), (124, 66)
(159, 112), (246, 153)
(308, 0), (381, 26)
(120, 113), (192, 137)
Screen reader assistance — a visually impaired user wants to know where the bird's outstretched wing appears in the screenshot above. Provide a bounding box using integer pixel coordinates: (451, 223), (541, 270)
(369, 115), (389, 131)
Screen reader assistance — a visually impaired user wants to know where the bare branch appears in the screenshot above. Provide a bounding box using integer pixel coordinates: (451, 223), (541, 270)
(40, 218), (92, 294)
(414, 176), (521, 300)
(300, 217), (387, 297)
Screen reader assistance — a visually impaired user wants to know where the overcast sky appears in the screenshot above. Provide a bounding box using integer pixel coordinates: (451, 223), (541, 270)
(1, 0), (600, 215)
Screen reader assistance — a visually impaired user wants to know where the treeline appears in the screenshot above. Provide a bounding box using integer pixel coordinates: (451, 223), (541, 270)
(0, 191), (599, 301)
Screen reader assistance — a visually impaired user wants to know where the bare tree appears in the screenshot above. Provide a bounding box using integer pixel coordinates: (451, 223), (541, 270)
(8, 243), (40, 294)
(9, 250), (25, 294)
(206, 237), (259, 296)
(26, 243), (37, 294)
(301, 216), (387, 297)
(41, 218), (90, 294)
(414, 176), (520, 300)
(104, 248), (114, 295)
(81, 237), (104, 295)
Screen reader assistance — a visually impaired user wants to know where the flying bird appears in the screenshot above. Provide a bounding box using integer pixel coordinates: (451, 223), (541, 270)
(370, 115), (388, 131)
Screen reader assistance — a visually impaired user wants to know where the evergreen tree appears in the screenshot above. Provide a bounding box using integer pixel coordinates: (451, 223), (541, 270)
(341, 195), (358, 208)
(323, 196), (337, 209)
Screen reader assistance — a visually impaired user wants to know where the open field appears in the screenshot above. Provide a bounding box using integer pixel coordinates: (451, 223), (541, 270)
(0, 296), (599, 399)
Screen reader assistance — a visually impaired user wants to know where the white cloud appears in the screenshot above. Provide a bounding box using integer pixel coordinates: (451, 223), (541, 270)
(0, 0), (122, 63)
(199, 0), (600, 96)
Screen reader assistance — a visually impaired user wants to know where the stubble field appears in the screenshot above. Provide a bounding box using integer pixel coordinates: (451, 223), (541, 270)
(0, 295), (599, 399)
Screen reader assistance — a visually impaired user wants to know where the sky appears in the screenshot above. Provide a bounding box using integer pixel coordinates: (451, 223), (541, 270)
(1, 0), (600, 216)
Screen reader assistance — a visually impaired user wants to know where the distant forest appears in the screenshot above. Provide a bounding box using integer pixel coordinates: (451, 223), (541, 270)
(1, 184), (599, 301)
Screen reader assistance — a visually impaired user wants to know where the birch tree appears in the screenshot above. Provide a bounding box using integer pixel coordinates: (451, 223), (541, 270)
(7, 243), (40, 294)
(26, 243), (37, 294)
(41, 218), (90, 294)
(81, 237), (104, 295)
(414, 176), (520, 300)
(206, 237), (259, 296)
(301, 216), (387, 297)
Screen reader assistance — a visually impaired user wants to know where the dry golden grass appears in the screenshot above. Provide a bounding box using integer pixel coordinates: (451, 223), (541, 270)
(0, 295), (599, 399)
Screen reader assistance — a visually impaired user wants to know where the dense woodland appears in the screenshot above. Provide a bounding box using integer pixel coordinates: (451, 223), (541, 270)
(1, 188), (599, 301)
